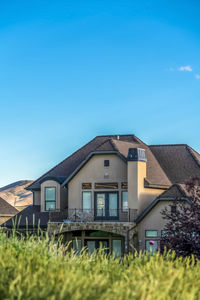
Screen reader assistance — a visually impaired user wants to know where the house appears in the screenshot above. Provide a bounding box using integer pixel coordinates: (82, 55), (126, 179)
(0, 197), (18, 225)
(2, 134), (200, 256)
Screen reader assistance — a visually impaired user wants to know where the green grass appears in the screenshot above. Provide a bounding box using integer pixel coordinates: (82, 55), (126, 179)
(0, 230), (200, 300)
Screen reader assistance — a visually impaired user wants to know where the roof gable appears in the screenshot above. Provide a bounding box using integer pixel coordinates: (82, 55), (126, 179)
(27, 135), (138, 190)
(136, 184), (191, 224)
(0, 197), (18, 215)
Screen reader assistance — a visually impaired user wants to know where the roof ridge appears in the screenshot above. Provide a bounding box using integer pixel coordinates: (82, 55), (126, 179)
(150, 144), (188, 147)
(27, 136), (98, 190)
(94, 134), (135, 138)
(94, 138), (116, 151)
(109, 139), (119, 151)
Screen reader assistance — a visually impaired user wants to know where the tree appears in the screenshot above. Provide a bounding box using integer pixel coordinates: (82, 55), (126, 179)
(161, 177), (200, 258)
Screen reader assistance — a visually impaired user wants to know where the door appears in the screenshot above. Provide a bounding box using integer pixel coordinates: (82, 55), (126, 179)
(85, 239), (109, 254)
(94, 192), (119, 220)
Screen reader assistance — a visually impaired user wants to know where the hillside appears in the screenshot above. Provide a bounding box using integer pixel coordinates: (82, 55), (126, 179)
(0, 180), (33, 209)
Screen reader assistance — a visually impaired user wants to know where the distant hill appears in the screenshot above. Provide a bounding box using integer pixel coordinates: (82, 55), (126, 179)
(0, 180), (33, 209)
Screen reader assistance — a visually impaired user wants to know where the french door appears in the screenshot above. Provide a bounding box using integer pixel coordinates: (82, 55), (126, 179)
(94, 192), (119, 220)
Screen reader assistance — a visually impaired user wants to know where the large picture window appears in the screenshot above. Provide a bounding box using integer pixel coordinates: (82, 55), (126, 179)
(45, 187), (56, 211)
(82, 191), (92, 210)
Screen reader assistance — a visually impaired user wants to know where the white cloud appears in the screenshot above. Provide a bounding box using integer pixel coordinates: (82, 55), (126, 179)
(195, 74), (200, 79)
(178, 65), (192, 72)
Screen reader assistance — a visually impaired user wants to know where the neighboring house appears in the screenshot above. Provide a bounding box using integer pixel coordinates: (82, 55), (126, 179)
(2, 135), (200, 256)
(0, 197), (18, 225)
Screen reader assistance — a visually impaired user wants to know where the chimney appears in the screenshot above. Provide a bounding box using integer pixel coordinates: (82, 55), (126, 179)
(127, 148), (147, 211)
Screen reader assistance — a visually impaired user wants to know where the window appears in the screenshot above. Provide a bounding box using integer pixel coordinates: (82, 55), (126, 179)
(95, 183), (118, 189)
(73, 239), (82, 255)
(171, 205), (176, 214)
(45, 187), (56, 211)
(161, 230), (167, 237)
(82, 191), (92, 210)
(121, 182), (128, 189)
(145, 240), (158, 252)
(104, 160), (110, 167)
(112, 240), (122, 257)
(122, 191), (128, 212)
(145, 230), (158, 238)
(82, 183), (92, 189)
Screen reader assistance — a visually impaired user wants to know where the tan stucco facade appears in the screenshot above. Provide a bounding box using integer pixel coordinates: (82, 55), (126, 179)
(127, 160), (165, 213)
(33, 191), (40, 205)
(38, 153), (173, 253)
(137, 200), (190, 250)
(68, 154), (127, 210)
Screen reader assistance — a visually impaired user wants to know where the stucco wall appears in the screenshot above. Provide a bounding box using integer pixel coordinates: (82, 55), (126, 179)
(137, 200), (189, 250)
(68, 154), (127, 209)
(33, 191), (40, 205)
(128, 161), (165, 213)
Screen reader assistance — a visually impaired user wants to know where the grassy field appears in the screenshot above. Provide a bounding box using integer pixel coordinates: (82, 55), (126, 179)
(0, 231), (200, 300)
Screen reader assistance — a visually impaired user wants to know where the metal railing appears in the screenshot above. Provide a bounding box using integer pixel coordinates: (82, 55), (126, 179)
(49, 208), (137, 223)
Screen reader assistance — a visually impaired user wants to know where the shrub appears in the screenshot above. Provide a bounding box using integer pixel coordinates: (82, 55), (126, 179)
(0, 230), (200, 299)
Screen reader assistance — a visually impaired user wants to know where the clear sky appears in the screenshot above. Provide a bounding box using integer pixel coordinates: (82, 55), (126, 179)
(0, 0), (200, 187)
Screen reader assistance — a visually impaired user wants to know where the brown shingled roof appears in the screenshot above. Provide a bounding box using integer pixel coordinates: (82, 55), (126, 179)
(0, 197), (18, 215)
(2, 205), (49, 228)
(112, 139), (171, 186)
(149, 144), (200, 184)
(27, 135), (200, 191)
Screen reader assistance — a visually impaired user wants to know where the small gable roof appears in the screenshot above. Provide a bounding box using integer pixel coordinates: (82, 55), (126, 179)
(0, 197), (18, 215)
(135, 184), (191, 224)
(2, 205), (49, 228)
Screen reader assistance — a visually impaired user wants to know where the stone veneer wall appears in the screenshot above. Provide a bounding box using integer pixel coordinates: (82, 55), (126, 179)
(48, 222), (137, 253)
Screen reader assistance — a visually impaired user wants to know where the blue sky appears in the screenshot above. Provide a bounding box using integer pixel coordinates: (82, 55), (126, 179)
(0, 0), (200, 187)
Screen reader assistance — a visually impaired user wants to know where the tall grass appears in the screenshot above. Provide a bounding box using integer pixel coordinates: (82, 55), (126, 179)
(0, 230), (199, 300)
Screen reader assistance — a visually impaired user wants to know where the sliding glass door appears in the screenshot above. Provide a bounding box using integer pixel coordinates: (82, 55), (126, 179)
(94, 192), (119, 220)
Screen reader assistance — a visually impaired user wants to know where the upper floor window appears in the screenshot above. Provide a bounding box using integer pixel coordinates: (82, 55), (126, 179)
(82, 183), (92, 189)
(45, 187), (56, 211)
(82, 191), (92, 210)
(122, 191), (128, 212)
(104, 160), (110, 167)
(121, 182), (128, 189)
(95, 182), (118, 189)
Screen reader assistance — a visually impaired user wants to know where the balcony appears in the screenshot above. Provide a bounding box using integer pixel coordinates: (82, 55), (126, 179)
(48, 208), (137, 223)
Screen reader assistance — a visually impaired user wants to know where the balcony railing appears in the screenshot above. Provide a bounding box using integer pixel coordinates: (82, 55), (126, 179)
(49, 208), (137, 223)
